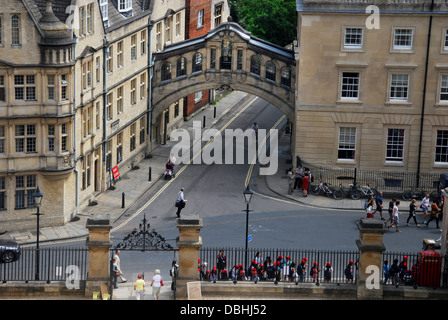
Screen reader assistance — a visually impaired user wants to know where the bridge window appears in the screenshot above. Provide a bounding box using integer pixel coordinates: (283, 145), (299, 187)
(192, 53), (203, 73)
(237, 50), (243, 70)
(281, 67), (291, 87)
(250, 55), (261, 76)
(210, 48), (216, 69)
(161, 62), (172, 81)
(266, 61), (276, 82)
(176, 57), (187, 77)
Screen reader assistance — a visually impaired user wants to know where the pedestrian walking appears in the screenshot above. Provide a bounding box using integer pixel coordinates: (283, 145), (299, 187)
(385, 198), (396, 227)
(112, 258), (118, 289)
(324, 262), (332, 283)
(287, 168), (295, 195)
(383, 260), (390, 284)
(293, 164), (304, 190)
(406, 199), (420, 226)
(310, 262), (319, 283)
(302, 173), (310, 197)
(175, 187), (187, 218)
(170, 153), (177, 174)
(151, 269), (164, 300)
(374, 191), (384, 220)
(345, 260), (354, 283)
(134, 274), (146, 300)
(423, 200), (440, 228)
(297, 258), (307, 282)
(252, 122), (259, 140)
(113, 250), (127, 283)
(421, 193), (430, 221)
(390, 259), (400, 286)
(216, 249), (227, 280)
(391, 200), (403, 232)
(365, 194), (375, 218)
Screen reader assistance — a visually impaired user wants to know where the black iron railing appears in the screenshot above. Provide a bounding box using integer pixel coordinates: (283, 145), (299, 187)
(199, 247), (448, 288)
(0, 247), (89, 283)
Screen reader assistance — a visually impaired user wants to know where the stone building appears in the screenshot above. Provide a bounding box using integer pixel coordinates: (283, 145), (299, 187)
(295, 0), (448, 188)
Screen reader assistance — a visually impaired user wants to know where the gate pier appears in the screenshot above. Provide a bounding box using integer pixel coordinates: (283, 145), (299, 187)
(175, 214), (203, 300)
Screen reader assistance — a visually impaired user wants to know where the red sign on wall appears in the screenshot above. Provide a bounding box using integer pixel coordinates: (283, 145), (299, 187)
(112, 166), (120, 180)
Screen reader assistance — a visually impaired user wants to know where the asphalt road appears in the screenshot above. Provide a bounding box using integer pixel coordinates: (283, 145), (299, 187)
(48, 95), (442, 279)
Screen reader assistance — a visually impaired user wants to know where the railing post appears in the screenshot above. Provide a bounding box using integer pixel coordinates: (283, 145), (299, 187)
(356, 218), (387, 299)
(84, 214), (113, 298)
(175, 214), (203, 300)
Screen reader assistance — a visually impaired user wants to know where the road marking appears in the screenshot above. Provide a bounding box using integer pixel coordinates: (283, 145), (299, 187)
(113, 96), (259, 232)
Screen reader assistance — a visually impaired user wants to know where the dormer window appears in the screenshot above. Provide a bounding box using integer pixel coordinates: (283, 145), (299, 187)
(118, 0), (132, 12)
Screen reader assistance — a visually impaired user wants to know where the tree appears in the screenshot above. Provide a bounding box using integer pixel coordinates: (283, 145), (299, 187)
(230, 0), (297, 47)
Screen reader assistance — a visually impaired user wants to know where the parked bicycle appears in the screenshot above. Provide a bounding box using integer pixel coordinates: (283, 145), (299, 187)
(401, 187), (439, 201)
(333, 182), (360, 200)
(350, 184), (378, 200)
(311, 180), (336, 198)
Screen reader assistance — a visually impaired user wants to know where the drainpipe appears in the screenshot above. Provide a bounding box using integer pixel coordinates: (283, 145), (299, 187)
(103, 37), (109, 189)
(147, 19), (153, 153)
(416, 0), (434, 188)
(73, 36), (79, 216)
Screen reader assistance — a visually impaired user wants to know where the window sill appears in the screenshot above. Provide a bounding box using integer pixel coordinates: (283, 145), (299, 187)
(384, 161), (404, 167)
(336, 99), (363, 105)
(385, 100), (412, 106)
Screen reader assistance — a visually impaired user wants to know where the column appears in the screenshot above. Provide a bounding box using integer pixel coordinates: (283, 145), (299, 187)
(356, 218), (387, 300)
(175, 214), (203, 300)
(84, 214), (113, 298)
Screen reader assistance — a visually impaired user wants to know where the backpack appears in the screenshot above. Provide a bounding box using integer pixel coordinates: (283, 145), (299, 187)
(364, 200), (368, 209)
(344, 265), (351, 276)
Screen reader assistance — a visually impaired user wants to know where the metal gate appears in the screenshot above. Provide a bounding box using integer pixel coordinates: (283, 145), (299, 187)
(109, 213), (178, 299)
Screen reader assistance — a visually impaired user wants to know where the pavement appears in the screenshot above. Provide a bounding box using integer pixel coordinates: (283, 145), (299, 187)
(0, 90), (424, 300)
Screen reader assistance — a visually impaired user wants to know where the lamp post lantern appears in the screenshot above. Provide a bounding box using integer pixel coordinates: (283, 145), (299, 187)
(32, 186), (44, 280)
(243, 185), (253, 275)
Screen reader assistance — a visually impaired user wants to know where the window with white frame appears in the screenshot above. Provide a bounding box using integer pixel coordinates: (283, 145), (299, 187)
(118, 0), (131, 12)
(390, 74), (409, 101)
(117, 86), (123, 114)
(47, 75), (55, 100)
(197, 9), (204, 28)
(100, 0), (108, 21)
(341, 72), (360, 99)
(386, 128), (405, 162)
(440, 74), (448, 102)
(87, 4), (93, 34)
(117, 41), (123, 68)
(140, 30), (146, 55)
(61, 75), (68, 100)
(165, 16), (172, 43)
(140, 73), (146, 100)
(48, 124), (55, 152)
(393, 28), (413, 50)
(156, 22), (162, 51)
(175, 13), (181, 37)
(444, 29), (448, 51)
(130, 78), (136, 105)
(435, 130), (448, 164)
(79, 7), (85, 36)
(61, 123), (68, 152)
(131, 34), (137, 60)
(338, 127), (356, 160)
(344, 28), (363, 49)
(195, 91), (202, 103)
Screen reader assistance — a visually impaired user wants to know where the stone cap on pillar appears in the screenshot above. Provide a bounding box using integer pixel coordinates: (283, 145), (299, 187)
(357, 218), (387, 233)
(176, 214), (203, 229)
(86, 214), (112, 230)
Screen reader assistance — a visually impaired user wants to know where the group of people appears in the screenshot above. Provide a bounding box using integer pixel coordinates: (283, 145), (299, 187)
(383, 256), (418, 286)
(112, 249), (166, 300)
(288, 164), (313, 197)
(364, 192), (443, 232)
(198, 250), (357, 284)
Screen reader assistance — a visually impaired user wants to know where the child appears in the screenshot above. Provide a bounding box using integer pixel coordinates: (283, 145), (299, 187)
(324, 262), (332, 283)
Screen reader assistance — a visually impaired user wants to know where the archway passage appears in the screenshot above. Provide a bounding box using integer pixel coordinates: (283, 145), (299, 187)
(151, 22), (296, 125)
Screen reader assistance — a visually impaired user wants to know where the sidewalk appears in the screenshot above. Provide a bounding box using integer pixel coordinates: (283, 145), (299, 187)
(0, 90), (251, 246)
(264, 127), (412, 213)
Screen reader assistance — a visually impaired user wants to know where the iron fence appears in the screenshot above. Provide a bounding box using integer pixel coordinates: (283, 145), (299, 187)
(305, 165), (439, 192)
(199, 247), (360, 284)
(199, 247), (448, 288)
(0, 247), (89, 283)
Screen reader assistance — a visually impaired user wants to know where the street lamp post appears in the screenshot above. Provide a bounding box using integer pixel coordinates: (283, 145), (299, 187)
(243, 185), (253, 276)
(32, 186), (44, 281)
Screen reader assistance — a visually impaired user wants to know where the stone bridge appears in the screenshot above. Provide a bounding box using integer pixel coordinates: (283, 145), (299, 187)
(151, 22), (296, 125)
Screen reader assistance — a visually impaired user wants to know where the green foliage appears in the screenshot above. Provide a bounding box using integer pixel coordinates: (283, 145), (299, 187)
(229, 0), (297, 47)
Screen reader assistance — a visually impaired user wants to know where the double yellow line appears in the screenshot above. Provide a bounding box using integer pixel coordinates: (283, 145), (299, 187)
(113, 96), (259, 231)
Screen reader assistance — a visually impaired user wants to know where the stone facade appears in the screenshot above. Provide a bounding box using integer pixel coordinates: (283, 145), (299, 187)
(294, 0), (448, 184)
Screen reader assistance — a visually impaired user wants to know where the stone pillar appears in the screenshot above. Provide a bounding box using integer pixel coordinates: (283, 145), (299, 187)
(84, 214), (113, 298)
(175, 214), (203, 300)
(356, 218), (387, 300)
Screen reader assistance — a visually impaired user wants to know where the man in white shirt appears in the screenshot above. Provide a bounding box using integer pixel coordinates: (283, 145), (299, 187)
(176, 188), (187, 218)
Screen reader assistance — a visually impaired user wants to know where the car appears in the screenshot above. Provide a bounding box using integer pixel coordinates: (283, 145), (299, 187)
(0, 239), (21, 263)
